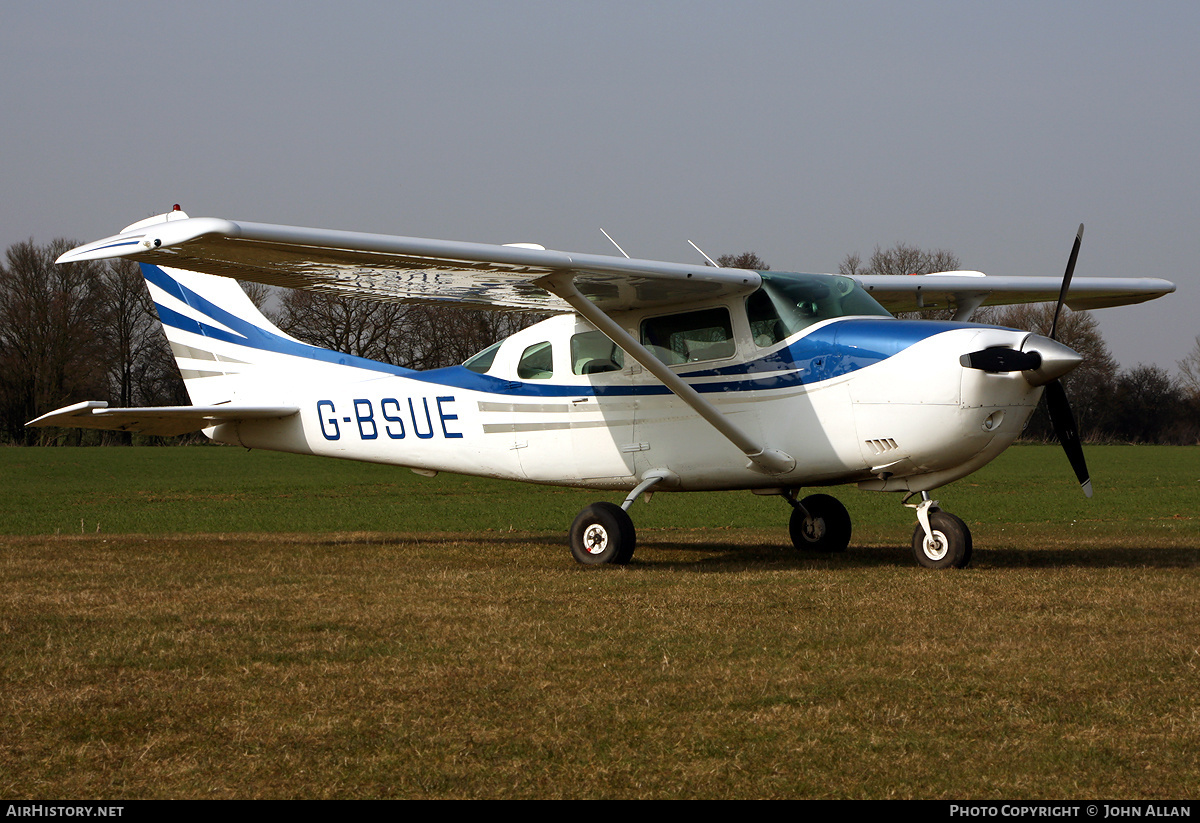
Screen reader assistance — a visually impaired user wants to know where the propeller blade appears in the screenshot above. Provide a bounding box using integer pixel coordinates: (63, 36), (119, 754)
(960, 346), (1042, 373)
(1043, 379), (1092, 498)
(1049, 223), (1084, 340)
(1043, 224), (1092, 497)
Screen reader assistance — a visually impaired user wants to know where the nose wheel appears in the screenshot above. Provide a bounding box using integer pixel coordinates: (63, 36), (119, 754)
(908, 496), (972, 569)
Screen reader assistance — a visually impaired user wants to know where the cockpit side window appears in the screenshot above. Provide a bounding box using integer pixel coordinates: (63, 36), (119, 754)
(640, 307), (734, 364)
(747, 289), (788, 347)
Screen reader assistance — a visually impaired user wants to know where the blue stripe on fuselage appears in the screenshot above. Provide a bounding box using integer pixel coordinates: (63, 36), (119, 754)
(412, 318), (990, 395)
(684, 318), (989, 382)
(145, 264), (986, 397)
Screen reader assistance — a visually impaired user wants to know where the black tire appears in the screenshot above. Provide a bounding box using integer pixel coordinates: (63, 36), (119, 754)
(911, 510), (972, 569)
(789, 493), (851, 553)
(569, 502), (636, 566)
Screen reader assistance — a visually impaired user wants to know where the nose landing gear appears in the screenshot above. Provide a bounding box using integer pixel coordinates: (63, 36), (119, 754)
(906, 492), (973, 569)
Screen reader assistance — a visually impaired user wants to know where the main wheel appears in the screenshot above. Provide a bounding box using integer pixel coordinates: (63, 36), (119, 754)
(569, 502), (636, 566)
(789, 493), (851, 553)
(911, 511), (973, 569)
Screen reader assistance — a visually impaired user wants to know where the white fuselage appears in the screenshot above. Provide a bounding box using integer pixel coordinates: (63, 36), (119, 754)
(202, 309), (1044, 496)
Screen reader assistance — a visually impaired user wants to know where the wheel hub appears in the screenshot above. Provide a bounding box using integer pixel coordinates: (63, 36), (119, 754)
(922, 530), (949, 561)
(583, 524), (609, 554)
(803, 516), (826, 541)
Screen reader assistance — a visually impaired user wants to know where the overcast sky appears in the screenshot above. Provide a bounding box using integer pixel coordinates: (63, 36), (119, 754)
(3, 1), (1195, 373)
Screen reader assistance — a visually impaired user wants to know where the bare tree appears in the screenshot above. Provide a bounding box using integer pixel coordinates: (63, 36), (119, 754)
(1179, 335), (1200, 400)
(132, 330), (190, 409)
(716, 252), (769, 271)
(276, 289), (543, 371)
(91, 259), (193, 442)
(1104, 364), (1191, 444)
(98, 261), (160, 407)
(840, 242), (963, 320)
(841, 242), (961, 278)
(838, 252), (863, 276)
(238, 280), (277, 314)
(398, 305), (541, 370)
(276, 289), (412, 364)
(0, 240), (110, 444)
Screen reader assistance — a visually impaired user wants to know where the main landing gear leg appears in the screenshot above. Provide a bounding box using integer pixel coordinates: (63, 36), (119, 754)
(905, 492), (973, 569)
(784, 490), (852, 553)
(568, 475), (664, 566)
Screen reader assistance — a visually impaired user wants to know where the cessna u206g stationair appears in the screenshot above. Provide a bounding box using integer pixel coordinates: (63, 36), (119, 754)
(35, 208), (1175, 568)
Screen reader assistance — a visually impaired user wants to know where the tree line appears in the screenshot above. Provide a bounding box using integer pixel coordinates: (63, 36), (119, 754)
(2, 238), (1196, 445)
(0, 241), (187, 445)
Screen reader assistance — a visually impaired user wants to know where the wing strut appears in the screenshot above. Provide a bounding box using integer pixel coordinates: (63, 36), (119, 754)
(951, 292), (990, 321)
(538, 272), (795, 475)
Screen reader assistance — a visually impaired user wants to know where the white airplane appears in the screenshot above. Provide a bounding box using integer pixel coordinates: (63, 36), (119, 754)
(34, 207), (1174, 569)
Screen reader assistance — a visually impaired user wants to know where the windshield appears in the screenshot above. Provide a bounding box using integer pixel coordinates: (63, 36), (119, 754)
(746, 272), (892, 347)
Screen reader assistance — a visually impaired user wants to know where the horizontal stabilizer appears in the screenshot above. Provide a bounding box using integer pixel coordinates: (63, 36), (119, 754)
(27, 401), (300, 437)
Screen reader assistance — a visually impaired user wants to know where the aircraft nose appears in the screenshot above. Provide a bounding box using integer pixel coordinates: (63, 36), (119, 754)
(1020, 334), (1083, 386)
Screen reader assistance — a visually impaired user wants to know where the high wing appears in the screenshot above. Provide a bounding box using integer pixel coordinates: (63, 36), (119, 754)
(55, 212), (761, 313)
(858, 270), (1175, 316)
(27, 401), (300, 437)
(57, 212), (1174, 316)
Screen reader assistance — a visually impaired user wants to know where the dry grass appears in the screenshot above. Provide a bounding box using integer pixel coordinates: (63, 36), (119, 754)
(3, 525), (1198, 799)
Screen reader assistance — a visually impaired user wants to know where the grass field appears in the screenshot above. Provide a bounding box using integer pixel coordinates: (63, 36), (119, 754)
(2, 445), (1198, 798)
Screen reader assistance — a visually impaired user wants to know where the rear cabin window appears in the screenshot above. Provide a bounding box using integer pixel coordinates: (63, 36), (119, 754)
(570, 330), (625, 375)
(640, 307), (735, 365)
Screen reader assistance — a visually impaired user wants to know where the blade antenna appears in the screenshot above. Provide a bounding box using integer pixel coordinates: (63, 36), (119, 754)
(600, 228), (631, 259)
(688, 240), (720, 268)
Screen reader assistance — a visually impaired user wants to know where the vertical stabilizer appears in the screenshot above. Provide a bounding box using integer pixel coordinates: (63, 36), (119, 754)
(141, 261), (301, 405)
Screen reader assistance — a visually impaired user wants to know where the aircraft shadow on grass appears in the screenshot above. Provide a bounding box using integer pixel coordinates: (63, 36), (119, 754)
(349, 534), (1200, 571)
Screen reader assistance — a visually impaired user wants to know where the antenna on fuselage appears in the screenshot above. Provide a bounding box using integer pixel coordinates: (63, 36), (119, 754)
(600, 228), (631, 259)
(688, 240), (720, 268)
